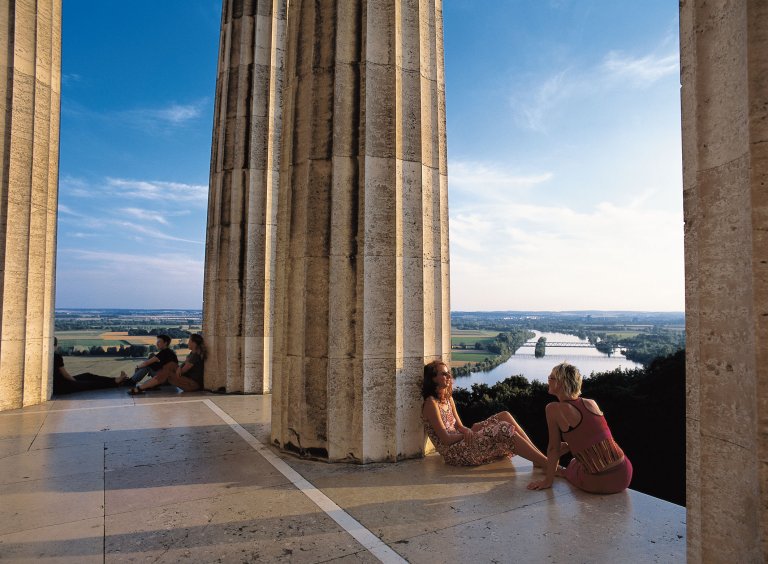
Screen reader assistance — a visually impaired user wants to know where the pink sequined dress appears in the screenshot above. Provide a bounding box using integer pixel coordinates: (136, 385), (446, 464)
(423, 399), (518, 466)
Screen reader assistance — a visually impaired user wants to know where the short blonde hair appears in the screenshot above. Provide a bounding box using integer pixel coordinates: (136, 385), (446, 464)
(550, 362), (582, 398)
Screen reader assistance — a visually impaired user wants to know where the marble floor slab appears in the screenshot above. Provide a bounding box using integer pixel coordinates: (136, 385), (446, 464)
(0, 389), (686, 563)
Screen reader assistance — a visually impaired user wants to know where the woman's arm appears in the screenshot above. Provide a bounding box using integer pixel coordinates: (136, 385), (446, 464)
(423, 399), (465, 446)
(449, 397), (474, 443)
(178, 358), (194, 375)
(527, 403), (563, 490)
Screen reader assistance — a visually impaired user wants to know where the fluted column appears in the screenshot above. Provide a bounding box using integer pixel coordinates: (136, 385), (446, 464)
(681, 0), (768, 560)
(270, 0), (450, 462)
(204, 0), (287, 393)
(0, 0), (61, 411)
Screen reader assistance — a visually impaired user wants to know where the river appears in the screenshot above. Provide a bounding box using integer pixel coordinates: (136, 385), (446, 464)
(453, 331), (643, 389)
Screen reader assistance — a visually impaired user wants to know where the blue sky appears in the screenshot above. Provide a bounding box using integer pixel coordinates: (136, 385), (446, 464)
(57, 1), (683, 311)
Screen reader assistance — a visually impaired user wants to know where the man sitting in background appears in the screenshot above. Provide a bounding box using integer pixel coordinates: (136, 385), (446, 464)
(53, 337), (129, 394)
(123, 334), (178, 391)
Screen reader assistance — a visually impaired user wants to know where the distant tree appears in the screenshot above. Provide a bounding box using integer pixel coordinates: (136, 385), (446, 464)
(453, 350), (685, 505)
(130, 345), (147, 358)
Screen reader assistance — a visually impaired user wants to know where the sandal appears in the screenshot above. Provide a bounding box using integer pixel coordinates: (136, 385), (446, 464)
(127, 386), (144, 395)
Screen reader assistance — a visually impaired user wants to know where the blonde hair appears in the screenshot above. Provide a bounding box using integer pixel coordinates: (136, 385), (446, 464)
(550, 362), (582, 398)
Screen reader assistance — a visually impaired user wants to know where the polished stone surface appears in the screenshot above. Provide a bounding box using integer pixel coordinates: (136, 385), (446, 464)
(0, 391), (685, 563)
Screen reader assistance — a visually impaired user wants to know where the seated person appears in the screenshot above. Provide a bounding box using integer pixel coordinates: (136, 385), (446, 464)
(127, 333), (205, 394)
(52, 337), (128, 394)
(422, 360), (552, 468)
(527, 362), (633, 494)
(123, 334), (178, 390)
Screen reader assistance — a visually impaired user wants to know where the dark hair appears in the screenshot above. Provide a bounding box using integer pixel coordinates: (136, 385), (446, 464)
(189, 333), (207, 361)
(157, 334), (171, 346)
(422, 360), (450, 400)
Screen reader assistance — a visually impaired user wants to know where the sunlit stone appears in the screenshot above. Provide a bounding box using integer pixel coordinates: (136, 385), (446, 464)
(0, 0), (61, 410)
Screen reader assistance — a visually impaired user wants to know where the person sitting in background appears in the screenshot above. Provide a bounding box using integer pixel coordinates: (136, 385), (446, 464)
(527, 362), (632, 494)
(127, 333), (205, 394)
(124, 334), (178, 392)
(53, 337), (128, 394)
(422, 360), (553, 468)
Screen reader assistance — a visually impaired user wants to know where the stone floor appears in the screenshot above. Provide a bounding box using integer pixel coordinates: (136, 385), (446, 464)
(0, 388), (685, 563)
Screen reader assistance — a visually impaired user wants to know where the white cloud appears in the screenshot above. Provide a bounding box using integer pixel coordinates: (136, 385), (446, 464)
(60, 249), (202, 274)
(152, 103), (203, 124)
(55, 250), (204, 308)
(511, 70), (574, 133)
(107, 177), (208, 204)
(510, 44), (679, 132)
(450, 161), (553, 195)
(602, 51), (678, 85)
(61, 73), (81, 85)
(119, 207), (169, 225)
(58, 204), (84, 217)
(448, 162), (684, 311)
(122, 101), (206, 129)
(59, 175), (94, 198)
(113, 221), (203, 245)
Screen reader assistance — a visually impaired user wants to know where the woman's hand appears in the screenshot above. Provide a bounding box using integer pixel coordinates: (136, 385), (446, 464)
(527, 478), (553, 491)
(459, 426), (474, 444)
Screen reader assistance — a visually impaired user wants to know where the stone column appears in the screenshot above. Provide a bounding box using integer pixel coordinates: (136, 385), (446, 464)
(204, 0), (287, 393)
(681, 0), (768, 560)
(0, 0), (61, 411)
(270, 0), (450, 462)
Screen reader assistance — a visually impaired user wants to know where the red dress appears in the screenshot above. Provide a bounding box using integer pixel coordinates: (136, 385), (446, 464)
(561, 398), (633, 494)
(423, 399), (518, 466)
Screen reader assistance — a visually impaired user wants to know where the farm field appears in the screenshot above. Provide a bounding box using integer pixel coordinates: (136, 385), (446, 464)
(450, 329), (499, 347)
(600, 331), (641, 339)
(56, 329), (190, 357)
(451, 351), (498, 363)
(451, 329), (498, 338)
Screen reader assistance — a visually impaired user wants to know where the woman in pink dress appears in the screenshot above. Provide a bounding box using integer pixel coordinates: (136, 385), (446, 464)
(422, 360), (550, 467)
(527, 362), (632, 494)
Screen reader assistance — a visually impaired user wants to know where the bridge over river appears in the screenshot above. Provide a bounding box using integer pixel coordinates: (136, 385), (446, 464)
(518, 341), (596, 348)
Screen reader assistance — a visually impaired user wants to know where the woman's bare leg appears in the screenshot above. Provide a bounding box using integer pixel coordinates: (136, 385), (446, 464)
(136, 364), (176, 391)
(497, 411), (536, 445)
(511, 434), (548, 468)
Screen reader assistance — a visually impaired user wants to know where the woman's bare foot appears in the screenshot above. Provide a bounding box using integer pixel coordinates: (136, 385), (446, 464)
(556, 465), (567, 477)
(116, 371), (128, 385)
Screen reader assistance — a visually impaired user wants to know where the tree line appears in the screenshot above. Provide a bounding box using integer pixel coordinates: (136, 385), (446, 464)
(451, 329), (535, 377)
(452, 350), (685, 505)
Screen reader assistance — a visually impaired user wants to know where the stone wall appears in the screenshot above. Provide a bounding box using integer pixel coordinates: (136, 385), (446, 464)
(203, 0), (287, 394)
(680, 0), (768, 560)
(0, 0), (61, 411)
(269, 0), (451, 462)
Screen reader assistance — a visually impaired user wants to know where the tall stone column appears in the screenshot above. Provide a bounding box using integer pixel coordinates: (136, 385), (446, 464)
(270, 0), (450, 462)
(0, 0), (61, 411)
(681, 0), (768, 560)
(204, 0), (287, 393)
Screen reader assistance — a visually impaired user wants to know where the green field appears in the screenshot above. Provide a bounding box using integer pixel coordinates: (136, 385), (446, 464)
(450, 329), (498, 347)
(451, 336), (496, 346)
(451, 329), (498, 337)
(600, 331), (641, 339)
(451, 351), (499, 363)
